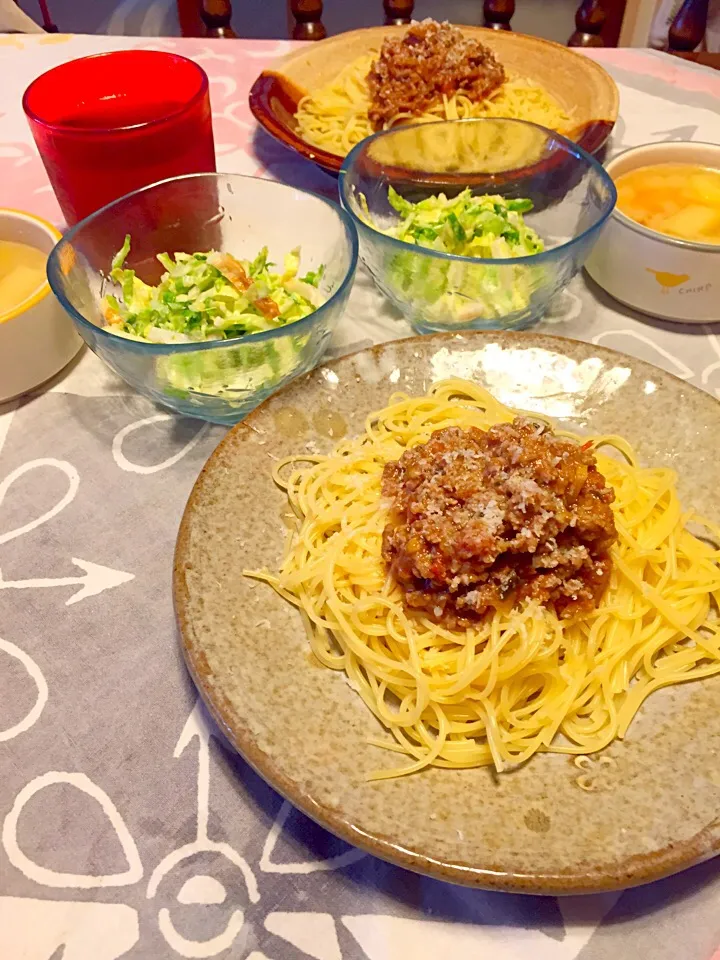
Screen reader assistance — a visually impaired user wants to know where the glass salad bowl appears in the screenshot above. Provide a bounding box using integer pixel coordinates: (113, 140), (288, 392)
(339, 118), (616, 333)
(47, 173), (358, 424)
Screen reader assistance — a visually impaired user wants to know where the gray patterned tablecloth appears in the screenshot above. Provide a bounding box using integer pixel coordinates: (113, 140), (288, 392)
(2, 33), (720, 960)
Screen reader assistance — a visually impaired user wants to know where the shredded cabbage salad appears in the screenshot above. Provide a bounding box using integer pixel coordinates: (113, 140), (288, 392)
(366, 187), (545, 323)
(101, 235), (325, 344)
(100, 236), (326, 401)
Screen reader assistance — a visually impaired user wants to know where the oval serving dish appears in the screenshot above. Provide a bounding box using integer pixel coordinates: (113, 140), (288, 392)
(249, 25), (619, 177)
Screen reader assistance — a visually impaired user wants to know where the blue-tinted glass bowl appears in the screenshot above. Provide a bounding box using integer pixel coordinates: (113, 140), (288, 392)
(339, 118), (616, 334)
(47, 173), (358, 424)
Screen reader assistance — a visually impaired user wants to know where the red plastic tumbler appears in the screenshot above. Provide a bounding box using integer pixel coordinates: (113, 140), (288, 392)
(23, 50), (216, 227)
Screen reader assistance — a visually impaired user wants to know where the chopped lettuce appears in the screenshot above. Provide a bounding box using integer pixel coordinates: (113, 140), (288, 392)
(100, 236), (325, 400)
(367, 188), (545, 324)
(101, 235), (325, 345)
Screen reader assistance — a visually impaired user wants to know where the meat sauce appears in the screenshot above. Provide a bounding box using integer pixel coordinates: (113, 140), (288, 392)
(381, 419), (618, 625)
(367, 20), (506, 130)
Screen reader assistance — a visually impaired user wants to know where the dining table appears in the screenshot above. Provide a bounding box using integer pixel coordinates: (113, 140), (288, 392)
(2, 29), (720, 960)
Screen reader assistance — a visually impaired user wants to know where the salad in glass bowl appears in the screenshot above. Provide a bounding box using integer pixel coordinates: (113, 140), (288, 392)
(339, 117), (616, 333)
(364, 186), (545, 323)
(47, 173), (357, 424)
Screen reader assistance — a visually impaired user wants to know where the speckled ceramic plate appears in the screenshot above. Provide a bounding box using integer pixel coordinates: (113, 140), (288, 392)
(174, 332), (720, 894)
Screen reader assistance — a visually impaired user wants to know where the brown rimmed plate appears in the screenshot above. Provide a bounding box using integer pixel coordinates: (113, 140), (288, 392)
(175, 331), (720, 895)
(248, 26), (619, 176)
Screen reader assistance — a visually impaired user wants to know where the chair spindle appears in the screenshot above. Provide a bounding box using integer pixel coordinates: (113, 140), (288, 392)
(568, 0), (606, 47)
(193, 0), (711, 54)
(483, 0), (516, 31)
(668, 0), (710, 50)
(199, 0), (235, 36)
(290, 0), (327, 40)
(384, 0), (415, 25)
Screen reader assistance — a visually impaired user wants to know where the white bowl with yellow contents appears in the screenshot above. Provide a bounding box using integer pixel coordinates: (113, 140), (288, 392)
(0, 209), (82, 402)
(585, 142), (720, 323)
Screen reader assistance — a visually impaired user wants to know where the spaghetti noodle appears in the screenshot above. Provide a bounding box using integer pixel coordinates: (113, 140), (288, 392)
(247, 380), (720, 778)
(295, 53), (572, 157)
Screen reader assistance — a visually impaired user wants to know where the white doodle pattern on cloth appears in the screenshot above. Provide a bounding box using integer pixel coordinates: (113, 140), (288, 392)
(2, 771), (143, 888)
(0, 556), (135, 606)
(147, 701), (259, 958)
(0, 454), (132, 603)
(112, 414), (210, 474)
(0, 444), (132, 764)
(0, 458), (79, 546)
(0, 637), (48, 742)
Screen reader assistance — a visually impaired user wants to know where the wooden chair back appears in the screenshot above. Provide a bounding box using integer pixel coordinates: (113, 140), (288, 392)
(182, 0), (711, 55)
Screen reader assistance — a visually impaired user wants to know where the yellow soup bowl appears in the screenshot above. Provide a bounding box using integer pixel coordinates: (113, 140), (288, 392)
(586, 141), (720, 324)
(0, 209), (82, 402)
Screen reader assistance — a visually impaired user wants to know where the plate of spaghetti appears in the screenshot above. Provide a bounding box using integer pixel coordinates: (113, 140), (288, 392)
(175, 331), (720, 893)
(249, 21), (619, 176)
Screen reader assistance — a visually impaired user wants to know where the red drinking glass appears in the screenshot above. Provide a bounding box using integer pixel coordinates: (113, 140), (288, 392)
(23, 50), (217, 227)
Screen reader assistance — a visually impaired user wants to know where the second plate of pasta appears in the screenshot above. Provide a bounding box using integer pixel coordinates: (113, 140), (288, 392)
(249, 24), (619, 175)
